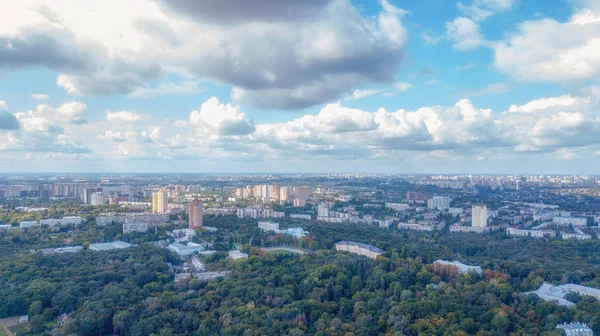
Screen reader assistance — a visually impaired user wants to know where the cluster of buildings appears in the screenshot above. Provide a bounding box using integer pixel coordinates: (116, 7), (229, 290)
(20, 216), (84, 228)
(257, 221), (310, 239)
(506, 210), (596, 241)
(449, 205), (495, 233)
(334, 241), (383, 259)
(232, 185), (311, 203)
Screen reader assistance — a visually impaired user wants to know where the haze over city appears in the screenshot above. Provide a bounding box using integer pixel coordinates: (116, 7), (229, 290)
(1, 0), (599, 173)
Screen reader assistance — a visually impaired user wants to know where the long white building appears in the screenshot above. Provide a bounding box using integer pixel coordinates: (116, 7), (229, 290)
(335, 241), (383, 259)
(553, 216), (588, 227)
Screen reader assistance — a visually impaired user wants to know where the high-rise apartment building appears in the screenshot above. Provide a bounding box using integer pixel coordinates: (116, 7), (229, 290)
(280, 187), (291, 202)
(270, 185), (280, 202)
(84, 187), (102, 204)
(152, 190), (168, 214)
(293, 186), (311, 200)
(472, 205), (488, 228)
(261, 185), (270, 202)
(189, 199), (203, 229)
(90, 192), (106, 206)
(317, 203), (330, 217)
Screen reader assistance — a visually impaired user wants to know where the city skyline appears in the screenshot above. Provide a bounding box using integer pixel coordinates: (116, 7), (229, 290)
(1, 0), (599, 173)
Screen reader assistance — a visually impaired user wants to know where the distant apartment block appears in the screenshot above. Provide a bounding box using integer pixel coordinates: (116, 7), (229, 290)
(406, 191), (429, 202)
(398, 221), (445, 232)
(335, 241), (383, 259)
(398, 223), (434, 232)
(152, 190), (168, 214)
(96, 213), (169, 226)
(19, 220), (39, 228)
(561, 230), (592, 240)
(449, 224), (491, 233)
(293, 186), (311, 200)
(123, 222), (149, 234)
(258, 221), (280, 231)
(90, 192), (106, 205)
(427, 196), (452, 210)
(472, 205), (488, 228)
(317, 203), (330, 217)
(293, 198), (307, 207)
(506, 228), (556, 238)
(39, 216), (84, 227)
(188, 199), (204, 229)
(290, 214), (311, 220)
(386, 203), (410, 211)
(553, 216), (588, 227)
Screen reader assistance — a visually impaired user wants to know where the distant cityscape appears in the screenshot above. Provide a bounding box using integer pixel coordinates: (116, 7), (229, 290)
(2, 173), (600, 335)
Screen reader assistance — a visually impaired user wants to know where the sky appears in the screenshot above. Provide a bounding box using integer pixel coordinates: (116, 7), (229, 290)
(0, 0), (599, 174)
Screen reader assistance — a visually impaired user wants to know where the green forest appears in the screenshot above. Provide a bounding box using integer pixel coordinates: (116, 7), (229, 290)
(2, 216), (600, 335)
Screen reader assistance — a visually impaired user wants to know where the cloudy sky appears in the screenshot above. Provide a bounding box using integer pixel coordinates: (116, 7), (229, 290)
(0, 0), (599, 173)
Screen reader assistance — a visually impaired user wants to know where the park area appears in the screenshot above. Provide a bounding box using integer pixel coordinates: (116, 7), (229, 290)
(260, 246), (308, 255)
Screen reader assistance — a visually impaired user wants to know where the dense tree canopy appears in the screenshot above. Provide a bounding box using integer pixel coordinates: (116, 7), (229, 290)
(2, 215), (600, 335)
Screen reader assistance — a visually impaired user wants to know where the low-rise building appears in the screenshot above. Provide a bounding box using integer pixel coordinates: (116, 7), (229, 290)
(556, 322), (594, 336)
(386, 203), (410, 212)
(96, 213), (168, 226)
(196, 271), (230, 281)
(19, 220), (39, 228)
(229, 250), (249, 259)
(398, 223), (434, 232)
(526, 283), (600, 308)
(562, 231), (592, 240)
(553, 216), (588, 227)
(290, 214), (311, 220)
(40, 216), (84, 227)
(433, 260), (482, 275)
(258, 221), (280, 231)
(54, 246), (84, 254)
(168, 242), (207, 256)
(89, 241), (132, 251)
(335, 241), (383, 259)
(449, 224), (491, 233)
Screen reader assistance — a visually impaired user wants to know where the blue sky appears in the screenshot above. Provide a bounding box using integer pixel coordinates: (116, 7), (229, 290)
(0, 0), (599, 173)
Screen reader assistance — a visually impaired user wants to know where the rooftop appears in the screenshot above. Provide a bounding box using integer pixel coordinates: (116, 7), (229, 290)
(336, 241), (383, 253)
(89, 241), (132, 251)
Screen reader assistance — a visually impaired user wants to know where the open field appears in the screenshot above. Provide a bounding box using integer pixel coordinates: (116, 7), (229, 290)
(260, 246), (307, 255)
